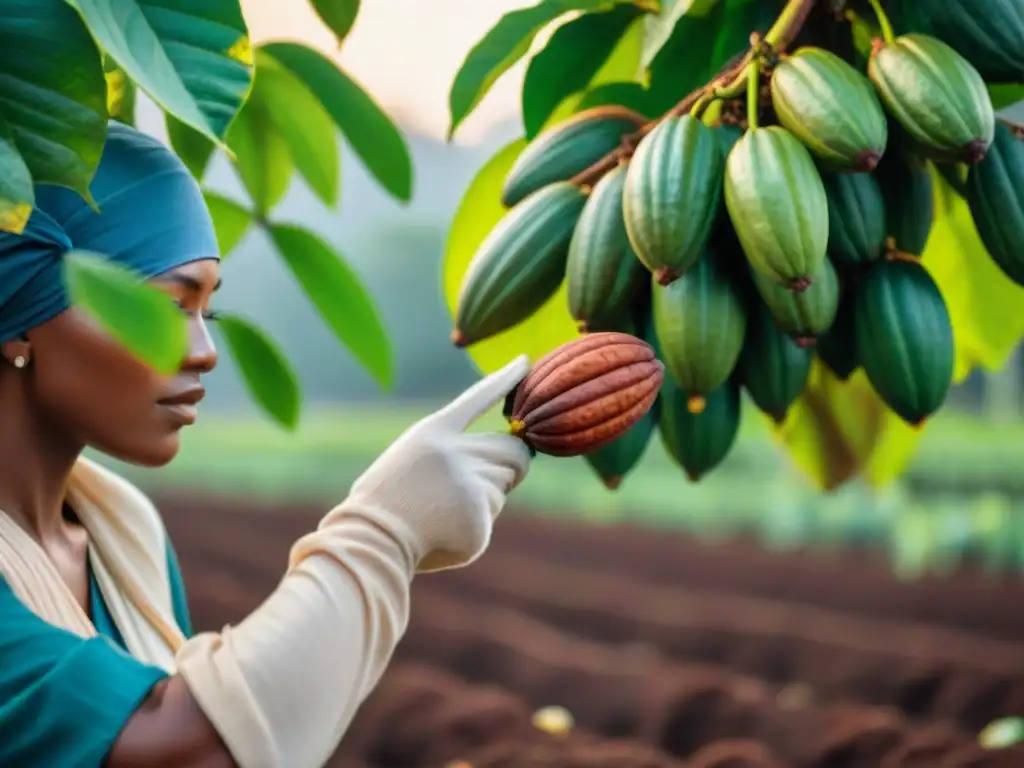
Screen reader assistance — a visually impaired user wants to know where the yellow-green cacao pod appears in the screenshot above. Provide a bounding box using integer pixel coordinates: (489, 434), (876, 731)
(822, 171), (886, 269)
(739, 301), (812, 424)
(652, 250), (746, 414)
(501, 107), (645, 207)
(964, 120), (1024, 287)
(890, 0), (1024, 83)
(854, 258), (954, 426)
(875, 149), (934, 256)
(453, 182), (588, 346)
(566, 166), (646, 332)
(623, 115), (725, 285)
(770, 47), (888, 172)
(724, 126), (829, 291)
(583, 403), (658, 490)
(752, 258), (839, 346)
(868, 34), (995, 164)
(659, 376), (742, 482)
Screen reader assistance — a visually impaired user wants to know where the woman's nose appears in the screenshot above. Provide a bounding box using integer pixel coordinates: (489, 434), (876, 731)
(182, 315), (218, 373)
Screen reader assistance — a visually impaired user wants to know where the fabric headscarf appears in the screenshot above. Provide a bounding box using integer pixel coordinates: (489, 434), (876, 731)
(0, 120), (220, 343)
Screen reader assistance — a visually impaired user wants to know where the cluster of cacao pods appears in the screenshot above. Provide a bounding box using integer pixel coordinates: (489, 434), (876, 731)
(450, 3), (1024, 488)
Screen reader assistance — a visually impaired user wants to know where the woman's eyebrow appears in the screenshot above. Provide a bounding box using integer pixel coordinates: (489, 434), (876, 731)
(162, 274), (222, 292)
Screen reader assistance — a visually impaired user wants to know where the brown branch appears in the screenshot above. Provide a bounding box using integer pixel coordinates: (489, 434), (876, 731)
(569, 0), (818, 190)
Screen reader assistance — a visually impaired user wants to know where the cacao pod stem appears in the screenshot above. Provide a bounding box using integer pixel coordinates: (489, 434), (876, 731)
(509, 419), (527, 437)
(654, 266), (683, 285)
(788, 276), (813, 292)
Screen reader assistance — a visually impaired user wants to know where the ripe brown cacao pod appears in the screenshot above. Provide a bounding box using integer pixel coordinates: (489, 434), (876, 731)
(505, 332), (664, 457)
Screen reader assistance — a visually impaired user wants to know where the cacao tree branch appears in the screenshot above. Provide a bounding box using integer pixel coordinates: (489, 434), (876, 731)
(570, 0), (818, 190)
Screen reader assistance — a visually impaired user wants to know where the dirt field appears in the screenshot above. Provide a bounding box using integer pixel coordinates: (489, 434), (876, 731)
(159, 494), (1024, 767)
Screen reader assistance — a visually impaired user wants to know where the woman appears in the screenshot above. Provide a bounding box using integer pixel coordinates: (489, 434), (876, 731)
(0, 120), (532, 767)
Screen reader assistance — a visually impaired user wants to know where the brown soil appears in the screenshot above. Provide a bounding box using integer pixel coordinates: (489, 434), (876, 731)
(157, 496), (1024, 767)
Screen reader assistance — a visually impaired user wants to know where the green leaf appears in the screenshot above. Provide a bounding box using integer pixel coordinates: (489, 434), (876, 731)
(203, 192), (251, 258)
(254, 49), (340, 207)
(0, 114), (34, 235)
(104, 61), (138, 127)
(268, 223), (393, 388)
(216, 312), (301, 430)
(442, 139), (577, 376)
(310, 0), (361, 45)
(574, 81), (656, 116)
(446, 0), (654, 141)
(0, 0), (109, 206)
(640, 0), (719, 69)
(71, 0), (254, 145)
(522, 4), (646, 138)
(989, 84), (1024, 111)
(261, 42), (412, 202)
(63, 250), (187, 375)
(166, 115), (216, 181)
(225, 79), (294, 216)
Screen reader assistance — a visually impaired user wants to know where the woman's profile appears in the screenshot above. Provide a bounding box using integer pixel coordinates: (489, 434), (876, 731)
(0, 120), (532, 767)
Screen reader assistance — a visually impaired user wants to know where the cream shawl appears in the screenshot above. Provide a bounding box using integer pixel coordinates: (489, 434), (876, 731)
(0, 455), (184, 672)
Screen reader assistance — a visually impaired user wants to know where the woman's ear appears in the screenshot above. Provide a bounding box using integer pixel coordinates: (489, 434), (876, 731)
(1, 338), (31, 369)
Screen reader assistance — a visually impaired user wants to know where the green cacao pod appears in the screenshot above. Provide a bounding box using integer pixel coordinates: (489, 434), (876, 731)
(876, 149), (934, 256)
(890, 0), (1024, 84)
(501, 107), (645, 207)
(751, 257), (839, 345)
(566, 166), (646, 331)
(854, 258), (954, 425)
(652, 249), (746, 413)
(452, 182), (588, 347)
(583, 403), (658, 490)
(622, 115), (725, 285)
(724, 126), (829, 290)
(770, 46), (888, 171)
(964, 120), (1024, 287)
(815, 283), (859, 381)
(659, 376), (742, 482)
(713, 122), (744, 157)
(868, 34), (995, 164)
(739, 301), (812, 424)
(822, 171), (887, 269)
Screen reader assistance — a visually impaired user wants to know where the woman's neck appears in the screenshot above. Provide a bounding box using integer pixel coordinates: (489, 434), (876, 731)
(0, 395), (82, 541)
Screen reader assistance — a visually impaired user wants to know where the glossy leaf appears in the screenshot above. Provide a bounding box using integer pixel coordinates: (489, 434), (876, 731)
(641, 0), (719, 68)
(574, 81), (656, 116)
(204, 192), (251, 258)
(310, 0), (361, 45)
(254, 49), (340, 206)
(522, 4), (646, 138)
(0, 0), (109, 206)
(0, 115), (34, 235)
(262, 42), (412, 202)
(166, 115), (216, 181)
(63, 251), (187, 375)
(225, 80), (294, 216)
(989, 85), (1024, 111)
(446, 0), (654, 141)
(103, 60), (138, 127)
(71, 0), (254, 145)
(216, 313), (302, 429)
(442, 139), (577, 375)
(269, 223), (393, 389)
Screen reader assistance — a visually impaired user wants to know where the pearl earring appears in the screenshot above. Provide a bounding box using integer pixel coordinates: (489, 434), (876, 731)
(13, 355), (26, 369)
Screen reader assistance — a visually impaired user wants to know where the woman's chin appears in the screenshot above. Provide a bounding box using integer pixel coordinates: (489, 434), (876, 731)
(102, 432), (181, 469)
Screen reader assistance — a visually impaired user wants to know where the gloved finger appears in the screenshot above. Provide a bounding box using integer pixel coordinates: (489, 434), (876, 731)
(455, 433), (532, 490)
(431, 354), (530, 432)
(475, 462), (519, 498)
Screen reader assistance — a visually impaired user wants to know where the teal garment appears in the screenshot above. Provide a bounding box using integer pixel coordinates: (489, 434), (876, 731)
(0, 539), (193, 767)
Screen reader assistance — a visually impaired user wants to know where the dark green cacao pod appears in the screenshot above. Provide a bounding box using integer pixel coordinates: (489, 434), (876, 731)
(770, 46), (888, 171)
(854, 258), (954, 425)
(453, 182), (588, 346)
(659, 376), (742, 482)
(822, 171), (886, 269)
(623, 115), (725, 284)
(751, 258), (839, 345)
(724, 126), (828, 290)
(583, 403), (658, 490)
(964, 120), (1024, 287)
(815, 283), (860, 381)
(876, 149), (934, 256)
(501, 107), (645, 207)
(890, 0), (1024, 84)
(652, 250), (746, 413)
(868, 34), (995, 164)
(566, 165), (646, 331)
(739, 301), (812, 424)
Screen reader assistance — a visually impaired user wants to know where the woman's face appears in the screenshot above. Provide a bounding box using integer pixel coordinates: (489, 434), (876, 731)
(23, 258), (221, 467)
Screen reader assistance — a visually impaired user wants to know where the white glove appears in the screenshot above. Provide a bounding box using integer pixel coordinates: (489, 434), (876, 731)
(176, 354), (533, 768)
(341, 353), (533, 572)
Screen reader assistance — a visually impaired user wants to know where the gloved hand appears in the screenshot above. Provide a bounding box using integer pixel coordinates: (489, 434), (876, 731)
(336, 353), (533, 572)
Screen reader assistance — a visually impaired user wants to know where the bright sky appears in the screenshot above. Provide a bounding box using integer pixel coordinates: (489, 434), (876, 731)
(242, 0), (531, 144)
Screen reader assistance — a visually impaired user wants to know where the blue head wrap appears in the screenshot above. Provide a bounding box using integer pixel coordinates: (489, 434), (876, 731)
(0, 120), (220, 343)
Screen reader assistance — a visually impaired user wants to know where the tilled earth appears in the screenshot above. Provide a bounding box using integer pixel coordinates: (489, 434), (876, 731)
(160, 494), (1024, 767)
